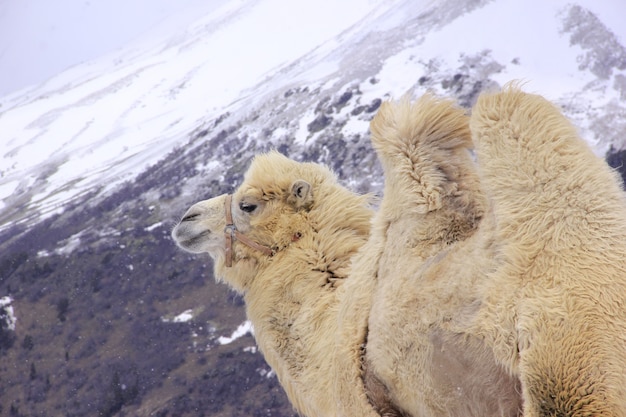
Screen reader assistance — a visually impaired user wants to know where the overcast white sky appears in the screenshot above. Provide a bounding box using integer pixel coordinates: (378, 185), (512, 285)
(0, 0), (228, 97)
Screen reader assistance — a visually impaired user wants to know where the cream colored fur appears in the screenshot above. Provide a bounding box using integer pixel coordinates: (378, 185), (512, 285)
(341, 95), (523, 417)
(172, 151), (378, 416)
(171, 94), (484, 416)
(333, 94), (493, 417)
(358, 87), (626, 417)
(469, 87), (626, 416)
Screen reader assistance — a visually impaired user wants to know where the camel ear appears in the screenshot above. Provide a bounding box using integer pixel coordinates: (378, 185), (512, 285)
(288, 180), (314, 210)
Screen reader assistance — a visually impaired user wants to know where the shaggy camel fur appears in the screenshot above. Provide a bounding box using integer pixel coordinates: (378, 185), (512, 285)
(353, 87), (626, 417)
(470, 88), (626, 416)
(171, 94), (483, 416)
(172, 151), (379, 416)
(336, 94), (522, 417)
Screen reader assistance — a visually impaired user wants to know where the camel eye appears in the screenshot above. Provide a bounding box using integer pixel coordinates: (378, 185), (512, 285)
(239, 202), (257, 213)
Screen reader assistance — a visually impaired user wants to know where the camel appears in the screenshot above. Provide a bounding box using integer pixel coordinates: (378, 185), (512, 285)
(171, 94), (485, 416)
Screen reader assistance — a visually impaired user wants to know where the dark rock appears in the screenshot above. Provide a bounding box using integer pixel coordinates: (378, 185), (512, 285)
(606, 147), (626, 188)
(351, 105), (365, 116)
(334, 91), (353, 108)
(307, 114), (333, 133)
(366, 98), (382, 113)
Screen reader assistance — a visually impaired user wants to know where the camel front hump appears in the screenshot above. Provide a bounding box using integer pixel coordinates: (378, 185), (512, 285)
(361, 93), (522, 416)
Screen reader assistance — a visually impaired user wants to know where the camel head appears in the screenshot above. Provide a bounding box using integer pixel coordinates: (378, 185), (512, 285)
(172, 151), (368, 293)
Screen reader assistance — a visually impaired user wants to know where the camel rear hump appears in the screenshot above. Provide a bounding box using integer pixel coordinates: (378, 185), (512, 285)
(471, 86), (626, 416)
(470, 86), (626, 248)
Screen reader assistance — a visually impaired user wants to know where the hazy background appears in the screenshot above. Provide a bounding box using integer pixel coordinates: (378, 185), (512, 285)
(0, 0), (229, 97)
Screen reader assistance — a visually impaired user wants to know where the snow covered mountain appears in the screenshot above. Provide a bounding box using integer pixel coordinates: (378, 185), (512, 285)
(0, 0), (625, 415)
(1, 0), (625, 235)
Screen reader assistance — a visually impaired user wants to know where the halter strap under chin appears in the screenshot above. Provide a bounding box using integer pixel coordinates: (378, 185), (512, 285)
(224, 194), (275, 267)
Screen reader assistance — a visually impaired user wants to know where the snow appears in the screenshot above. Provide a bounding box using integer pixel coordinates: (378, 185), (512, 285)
(217, 320), (254, 345)
(422, 0), (594, 98)
(364, 0), (599, 101)
(0, 0), (381, 231)
(173, 309), (194, 323)
(0, 296), (17, 331)
(0, 0), (625, 233)
(161, 309), (195, 323)
(295, 109), (318, 145)
(359, 48), (423, 101)
(144, 222), (164, 232)
(55, 232), (83, 256)
(350, 0), (625, 153)
(342, 117), (371, 137)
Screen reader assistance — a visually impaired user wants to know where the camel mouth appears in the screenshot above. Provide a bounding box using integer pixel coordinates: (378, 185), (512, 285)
(172, 226), (213, 253)
(178, 230), (211, 246)
(181, 212), (201, 222)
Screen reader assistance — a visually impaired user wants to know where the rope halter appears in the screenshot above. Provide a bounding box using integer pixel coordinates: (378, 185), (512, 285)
(223, 194), (275, 267)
